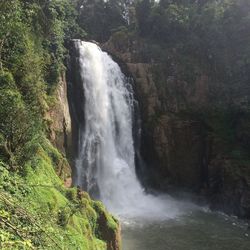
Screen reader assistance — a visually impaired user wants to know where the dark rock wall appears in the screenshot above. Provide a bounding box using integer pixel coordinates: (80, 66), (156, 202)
(66, 40), (86, 184)
(103, 35), (250, 218)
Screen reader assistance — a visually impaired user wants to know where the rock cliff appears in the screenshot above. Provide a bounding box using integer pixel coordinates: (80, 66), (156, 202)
(47, 74), (72, 156)
(103, 33), (250, 219)
(45, 74), (73, 183)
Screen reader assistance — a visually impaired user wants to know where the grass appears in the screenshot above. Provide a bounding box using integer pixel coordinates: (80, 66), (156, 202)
(0, 140), (119, 250)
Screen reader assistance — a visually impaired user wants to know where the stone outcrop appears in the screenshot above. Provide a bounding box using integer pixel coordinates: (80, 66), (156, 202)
(95, 206), (121, 250)
(45, 73), (73, 181)
(103, 34), (250, 218)
(47, 74), (72, 155)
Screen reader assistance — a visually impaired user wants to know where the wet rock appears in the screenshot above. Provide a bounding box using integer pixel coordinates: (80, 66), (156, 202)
(102, 34), (250, 218)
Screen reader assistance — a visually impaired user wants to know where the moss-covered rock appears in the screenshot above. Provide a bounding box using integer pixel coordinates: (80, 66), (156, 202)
(0, 142), (120, 249)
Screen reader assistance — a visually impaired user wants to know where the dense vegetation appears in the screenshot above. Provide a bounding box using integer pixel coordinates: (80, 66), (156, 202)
(76, 0), (250, 99)
(0, 1), (119, 249)
(135, 0), (250, 85)
(0, 0), (84, 168)
(0, 0), (250, 247)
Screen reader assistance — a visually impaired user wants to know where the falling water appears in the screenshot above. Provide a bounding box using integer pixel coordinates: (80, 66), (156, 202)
(74, 41), (196, 220)
(70, 41), (250, 250)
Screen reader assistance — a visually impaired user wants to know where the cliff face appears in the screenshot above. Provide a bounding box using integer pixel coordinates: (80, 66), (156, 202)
(45, 74), (73, 184)
(66, 40), (86, 185)
(47, 74), (72, 156)
(103, 34), (250, 218)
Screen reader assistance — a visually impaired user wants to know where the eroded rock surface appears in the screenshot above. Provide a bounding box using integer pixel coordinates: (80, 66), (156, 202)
(103, 34), (250, 218)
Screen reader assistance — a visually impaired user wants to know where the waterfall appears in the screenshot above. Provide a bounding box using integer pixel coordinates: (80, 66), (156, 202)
(74, 41), (194, 220)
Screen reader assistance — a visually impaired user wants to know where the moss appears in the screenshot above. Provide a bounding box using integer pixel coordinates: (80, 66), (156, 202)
(0, 71), (16, 89)
(65, 187), (78, 201)
(0, 142), (119, 249)
(41, 138), (71, 180)
(92, 201), (118, 231)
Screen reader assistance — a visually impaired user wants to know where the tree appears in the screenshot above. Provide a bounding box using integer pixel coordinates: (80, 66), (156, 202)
(0, 0), (22, 71)
(0, 71), (41, 167)
(76, 0), (126, 42)
(135, 0), (154, 35)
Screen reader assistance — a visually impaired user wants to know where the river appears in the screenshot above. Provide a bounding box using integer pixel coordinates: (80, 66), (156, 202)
(122, 210), (250, 250)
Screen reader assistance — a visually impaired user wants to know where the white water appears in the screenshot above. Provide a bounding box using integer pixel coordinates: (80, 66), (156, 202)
(75, 41), (198, 220)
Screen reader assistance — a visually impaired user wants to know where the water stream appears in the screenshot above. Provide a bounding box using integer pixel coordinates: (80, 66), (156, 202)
(74, 41), (250, 249)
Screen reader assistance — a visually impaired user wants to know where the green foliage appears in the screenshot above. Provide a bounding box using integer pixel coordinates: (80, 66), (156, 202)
(0, 0), (85, 93)
(134, 0), (250, 86)
(0, 73), (41, 167)
(31, 0), (86, 89)
(0, 1), (120, 249)
(57, 206), (72, 227)
(73, 0), (249, 91)
(92, 201), (118, 231)
(0, 0), (86, 168)
(65, 187), (78, 201)
(0, 143), (119, 249)
(76, 0), (127, 42)
(0, 71), (16, 89)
